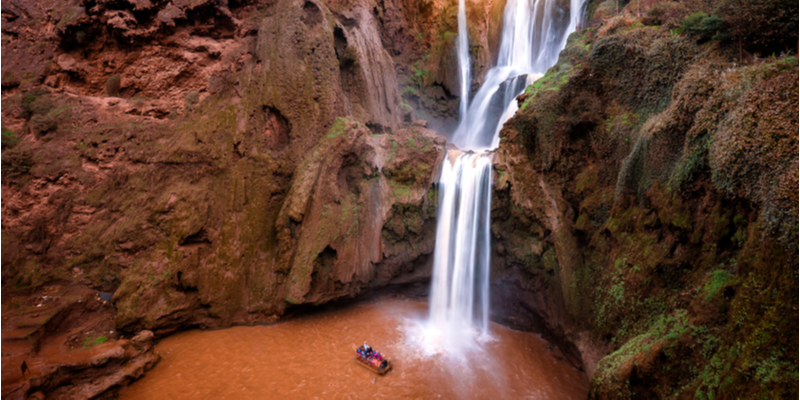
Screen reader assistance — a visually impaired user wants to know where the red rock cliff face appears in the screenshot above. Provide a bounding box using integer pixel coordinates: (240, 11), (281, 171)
(2, 0), (460, 395)
(8, 0), (796, 398)
(0, 0), (457, 334)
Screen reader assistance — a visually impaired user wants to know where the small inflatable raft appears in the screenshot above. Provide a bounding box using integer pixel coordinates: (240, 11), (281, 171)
(354, 355), (393, 375)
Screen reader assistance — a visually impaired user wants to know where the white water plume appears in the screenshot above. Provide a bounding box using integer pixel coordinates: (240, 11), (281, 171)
(429, 152), (493, 334)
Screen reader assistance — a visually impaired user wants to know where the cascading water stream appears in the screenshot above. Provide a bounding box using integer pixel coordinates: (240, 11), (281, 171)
(452, 0), (587, 151)
(406, 150), (494, 358)
(413, 0), (587, 357)
(457, 0), (471, 119)
(429, 151), (493, 337)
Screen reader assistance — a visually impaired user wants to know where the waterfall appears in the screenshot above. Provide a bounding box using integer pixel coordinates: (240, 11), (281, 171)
(457, 0), (471, 120)
(451, 0), (587, 150)
(429, 151), (493, 337)
(414, 0), (587, 356)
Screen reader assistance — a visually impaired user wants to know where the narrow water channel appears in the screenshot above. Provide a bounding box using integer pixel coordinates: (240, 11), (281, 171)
(120, 297), (588, 399)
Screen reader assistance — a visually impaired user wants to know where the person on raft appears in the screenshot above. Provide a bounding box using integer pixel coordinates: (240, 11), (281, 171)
(357, 343), (389, 371)
(358, 343), (373, 358)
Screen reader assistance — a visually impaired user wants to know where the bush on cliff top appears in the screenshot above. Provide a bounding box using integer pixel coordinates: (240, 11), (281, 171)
(30, 114), (59, 135)
(681, 12), (725, 42)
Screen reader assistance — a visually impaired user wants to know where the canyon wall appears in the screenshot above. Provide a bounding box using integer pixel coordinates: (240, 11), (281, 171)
(2, 0), (452, 396)
(2, 0), (448, 332)
(489, 11), (798, 398)
(2, 0), (797, 398)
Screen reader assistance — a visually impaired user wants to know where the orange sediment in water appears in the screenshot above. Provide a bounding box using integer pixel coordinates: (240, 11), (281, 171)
(120, 297), (588, 399)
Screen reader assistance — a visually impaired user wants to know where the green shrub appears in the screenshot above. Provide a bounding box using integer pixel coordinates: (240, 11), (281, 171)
(411, 61), (430, 89)
(105, 74), (121, 97)
(680, 12), (706, 33)
(401, 86), (418, 97)
(2, 126), (19, 150)
(681, 12), (725, 42)
(19, 90), (54, 120)
(184, 91), (200, 111)
(705, 270), (733, 301)
(27, 103), (71, 136)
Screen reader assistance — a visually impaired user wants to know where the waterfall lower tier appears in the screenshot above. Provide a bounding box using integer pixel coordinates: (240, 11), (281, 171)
(409, 151), (494, 357)
(430, 151), (493, 336)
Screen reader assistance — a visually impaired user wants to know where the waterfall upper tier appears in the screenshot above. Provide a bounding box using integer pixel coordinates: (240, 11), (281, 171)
(451, 0), (587, 151)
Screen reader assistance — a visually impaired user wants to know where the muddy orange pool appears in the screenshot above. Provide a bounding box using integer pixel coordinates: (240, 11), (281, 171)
(120, 297), (588, 399)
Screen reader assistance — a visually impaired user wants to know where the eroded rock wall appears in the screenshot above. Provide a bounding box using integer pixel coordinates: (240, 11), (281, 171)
(1, 0), (441, 338)
(1, 0), (522, 344)
(489, 18), (798, 398)
(1, 0), (452, 394)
